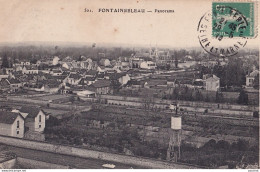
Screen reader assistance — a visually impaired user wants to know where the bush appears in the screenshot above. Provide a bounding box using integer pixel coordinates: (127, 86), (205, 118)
(216, 140), (230, 150)
(253, 111), (259, 118)
(203, 139), (216, 150)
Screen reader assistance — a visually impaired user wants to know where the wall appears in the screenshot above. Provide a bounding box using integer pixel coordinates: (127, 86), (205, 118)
(0, 135), (200, 169)
(101, 95), (258, 113)
(34, 110), (46, 132)
(17, 157), (69, 169)
(0, 158), (16, 169)
(11, 115), (24, 138)
(0, 123), (12, 137)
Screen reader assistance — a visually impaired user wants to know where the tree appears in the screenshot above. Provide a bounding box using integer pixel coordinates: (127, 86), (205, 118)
(237, 90), (248, 105)
(216, 91), (224, 103)
(1, 54), (9, 68)
(174, 56), (178, 68)
(253, 74), (259, 89)
(69, 96), (75, 104)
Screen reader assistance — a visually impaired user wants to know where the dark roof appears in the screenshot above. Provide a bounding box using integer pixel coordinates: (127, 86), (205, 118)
(91, 79), (111, 88)
(193, 81), (204, 86)
(24, 65), (38, 70)
(40, 79), (62, 88)
(19, 106), (45, 118)
(108, 73), (127, 80)
(0, 111), (22, 124)
(52, 75), (67, 80)
(69, 73), (81, 80)
(8, 78), (21, 84)
(86, 70), (98, 76)
(146, 80), (167, 86)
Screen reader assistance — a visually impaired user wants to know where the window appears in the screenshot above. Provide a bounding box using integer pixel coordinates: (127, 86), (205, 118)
(17, 121), (19, 128)
(39, 125), (41, 128)
(17, 131), (19, 135)
(39, 115), (41, 122)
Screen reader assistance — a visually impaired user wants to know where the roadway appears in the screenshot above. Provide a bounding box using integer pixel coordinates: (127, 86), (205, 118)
(6, 145), (147, 169)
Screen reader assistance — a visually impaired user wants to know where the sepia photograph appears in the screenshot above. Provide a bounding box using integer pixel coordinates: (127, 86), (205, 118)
(0, 0), (259, 170)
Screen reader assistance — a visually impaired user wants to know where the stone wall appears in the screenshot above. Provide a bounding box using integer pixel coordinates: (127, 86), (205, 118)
(0, 135), (200, 169)
(17, 157), (69, 169)
(101, 95), (258, 114)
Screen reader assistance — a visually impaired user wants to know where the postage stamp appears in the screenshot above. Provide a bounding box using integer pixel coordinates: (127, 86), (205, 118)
(212, 2), (255, 39)
(197, 1), (257, 57)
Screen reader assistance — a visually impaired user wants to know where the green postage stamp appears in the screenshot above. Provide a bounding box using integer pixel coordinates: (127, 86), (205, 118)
(212, 1), (256, 38)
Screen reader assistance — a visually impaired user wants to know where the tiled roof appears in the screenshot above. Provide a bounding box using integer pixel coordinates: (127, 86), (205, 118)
(85, 70), (98, 76)
(8, 78), (21, 84)
(0, 111), (22, 124)
(69, 73), (81, 80)
(19, 106), (45, 118)
(146, 80), (167, 86)
(206, 77), (220, 82)
(91, 79), (111, 88)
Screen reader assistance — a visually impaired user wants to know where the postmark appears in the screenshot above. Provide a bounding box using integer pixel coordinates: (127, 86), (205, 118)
(197, 1), (257, 57)
(212, 2), (255, 39)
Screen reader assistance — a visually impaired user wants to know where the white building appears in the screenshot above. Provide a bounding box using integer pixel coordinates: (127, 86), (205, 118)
(19, 106), (46, 133)
(0, 111), (24, 138)
(140, 61), (156, 70)
(246, 70), (259, 88)
(99, 59), (111, 67)
(206, 76), (220, 91)
(53, 56), (60, 65)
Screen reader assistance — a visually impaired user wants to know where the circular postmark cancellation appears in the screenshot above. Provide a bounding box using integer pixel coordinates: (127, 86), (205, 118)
(197, 2), (255, 57)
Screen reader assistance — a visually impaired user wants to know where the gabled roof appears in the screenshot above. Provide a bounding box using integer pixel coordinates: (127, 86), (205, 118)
(109, 73), (127, 80)
(0, 111), (23, 124)
(19, 106), (45, 118)
(40, 79), (62, 88)
(23, 65), (38, 70)
(145, 80), (167, 86)
(248, 70), (259, 77)
(206, 76), (220, 82)
(68, 73), (81, 80)
(91, 79), (111, 88)
(85, 70), (98, 76)
(8, 78), (21, 84)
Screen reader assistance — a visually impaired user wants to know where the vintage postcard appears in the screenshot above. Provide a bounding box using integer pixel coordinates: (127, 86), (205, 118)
(0, 0), (259, 170)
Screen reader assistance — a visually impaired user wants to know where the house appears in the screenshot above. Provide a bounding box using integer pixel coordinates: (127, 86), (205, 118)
(99, 59), (111, 67)
(140, 61), (156, 70)
(22, 66), (38, 74)
(85, 70), (98, 77)
(246, 70), (259, 88)
(109, 73), (131, 86)
(4, 68), (13, 75)
(37, 79), (62, 93)
(206, 76), (220, 91)
(80, 61), (89, 69)
(144, 80), (167, 88)
(97, 66), (106, 73)
(18, 106), (46, 133)
(51, 69), (63, 76)
(0, 70), (8, 81)
(0, 111), (24, 138)
(0, 78), (22, 92)
(89, 79), (112, 94)
(67, 73), (82, 85)
(21, 61), (30, 66)
(76, 90), (96, 99)
(79, 77), (96, 86)
(53, 56), (60, 65)
(129, 57), (144, 68)
(126, 79), (145, 88)
(62, 62), (72, 70)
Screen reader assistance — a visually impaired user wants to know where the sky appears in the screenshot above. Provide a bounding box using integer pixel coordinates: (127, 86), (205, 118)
(0, 0), (258, 48)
